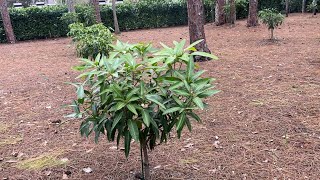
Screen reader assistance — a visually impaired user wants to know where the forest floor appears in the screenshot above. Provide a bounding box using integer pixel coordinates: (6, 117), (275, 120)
(0, 13), (320, 180)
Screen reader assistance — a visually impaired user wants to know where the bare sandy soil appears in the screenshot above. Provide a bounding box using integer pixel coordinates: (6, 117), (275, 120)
(0, 14), (319, 179)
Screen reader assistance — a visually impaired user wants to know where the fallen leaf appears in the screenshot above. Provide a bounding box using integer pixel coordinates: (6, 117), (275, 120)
(83, 167), (93, 173)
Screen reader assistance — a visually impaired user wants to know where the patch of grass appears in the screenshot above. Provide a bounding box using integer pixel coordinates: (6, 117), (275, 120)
(0, 124), (9, 132)
(180, 158), (198, 164)
(16, 151), (67, 170)
(250, 100), (264, 106)
(0, 136), (23, 147)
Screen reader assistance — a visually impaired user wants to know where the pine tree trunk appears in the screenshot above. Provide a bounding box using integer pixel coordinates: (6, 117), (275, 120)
(112, 0), (120, 34)
(215, 0), (225, 26)
(302, 0), (306, 13)
(247, 0), (258, 27)
(67, 0), (75, 13)
(92, 0), (102, 23)
(0, 0), (16, 43)
(286, 0), (289, 17)
(187, 0), (211, 62)
(230, 0), (236, 24)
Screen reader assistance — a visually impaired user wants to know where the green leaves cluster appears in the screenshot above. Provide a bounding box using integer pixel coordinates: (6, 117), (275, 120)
(68, 23), (115, 59)
(69, 39), (219, 157)
(259, 8), (285, 30)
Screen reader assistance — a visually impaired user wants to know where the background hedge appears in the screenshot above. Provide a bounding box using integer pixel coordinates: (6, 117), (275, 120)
(0, 0), (318, 43)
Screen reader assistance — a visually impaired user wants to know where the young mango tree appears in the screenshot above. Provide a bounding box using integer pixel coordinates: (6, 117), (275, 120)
(259, 9), (285, 40)
(68, 40), (219, 179)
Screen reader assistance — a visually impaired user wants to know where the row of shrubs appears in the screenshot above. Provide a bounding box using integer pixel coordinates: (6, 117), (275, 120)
(0, 0), (318, 43)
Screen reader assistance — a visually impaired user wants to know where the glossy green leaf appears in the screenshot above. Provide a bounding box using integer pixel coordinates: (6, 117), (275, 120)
(141, 109), (151, 127)
(128, 120), (139, 141)
(193, 97), (204, 110)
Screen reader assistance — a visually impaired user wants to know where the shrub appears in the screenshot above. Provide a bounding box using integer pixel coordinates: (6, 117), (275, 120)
(60, 12), (79, 25)
(68, 23), (115, 58)
(68, 40), (219, 179)
(259, 8), (285, 40)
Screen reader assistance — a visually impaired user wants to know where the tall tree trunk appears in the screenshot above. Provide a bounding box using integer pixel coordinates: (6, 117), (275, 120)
(112, 0), (120, 34)
(67, 0), (75, 13)
(187, 0), (211, 62)
(247, 0), (258, 27)
(230, 0), (236, 24)
(215, 0), (225, 26)
(313, 0), (317, 15)
(285, 0), (289, 17)
(92, 0), (102, 23)
(302, 0), (306, 13)
(0, 0), (16, 43)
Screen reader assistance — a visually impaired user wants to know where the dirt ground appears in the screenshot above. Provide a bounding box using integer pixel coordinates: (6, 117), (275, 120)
(0, 13), (319, 180)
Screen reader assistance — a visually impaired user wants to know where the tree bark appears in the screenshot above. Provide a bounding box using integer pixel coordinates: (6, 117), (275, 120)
(0, 0), (16, 43)
(92, 0), (102, 23)
(313, 0), (317, 15)
(270, 28), (274, 40)
(215, 0), (225, 26)
(67, 0), (75, 13)
(112, 0), (120, 34)
(140, 139), (150, 180)
(247, 0), (258, 27)
(230, 0), (236, 24)
(187, 0), (211, 62)
(302, 0), (306, 13)
(285, 0), (289, 17)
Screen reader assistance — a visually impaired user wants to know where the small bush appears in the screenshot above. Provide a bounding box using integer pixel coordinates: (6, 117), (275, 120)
(259, 8), (285, 39)
(68, 39), (219, 179)
(68, 23), (115, 58)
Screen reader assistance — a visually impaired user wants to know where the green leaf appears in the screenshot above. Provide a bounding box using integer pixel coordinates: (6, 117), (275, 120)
(187, 112), (201, 122)
(191, 52), (218, 60)
(186, 57), (194, 80)
(128, 120), (140, 141)
(198, 90), (220, 98)
(115, 102), (126, 111)
(146, 94), (166, 109)
(176, 113), (186, 132)
(124, 131), (131, 158)
(141, 109), (151, 127)
(169, 81), (184, 91)
(111, 112), (123, 131)
(172, 89), (190, 96)
(185, 117), (192, 132)
(162, 107), (182, 115)
(127, 104), (138, 115)
(77, 85), (85, 99)
(193, 97), (204, 110)
(184, 39), (204, 51)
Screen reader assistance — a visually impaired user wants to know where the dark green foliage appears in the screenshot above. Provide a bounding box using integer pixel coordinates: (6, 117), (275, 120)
(68, 23), (115, 58)
(8, 6), (68, 41)
(69, 39), (219, 158)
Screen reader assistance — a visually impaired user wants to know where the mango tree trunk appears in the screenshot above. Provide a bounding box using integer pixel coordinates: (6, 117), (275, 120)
(247, 0), (258, 27)
(0, 0), (16, 43)
(187, 0), (211, 62)
(215, 0), (225, 26)
(112, 0), (120, 34)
